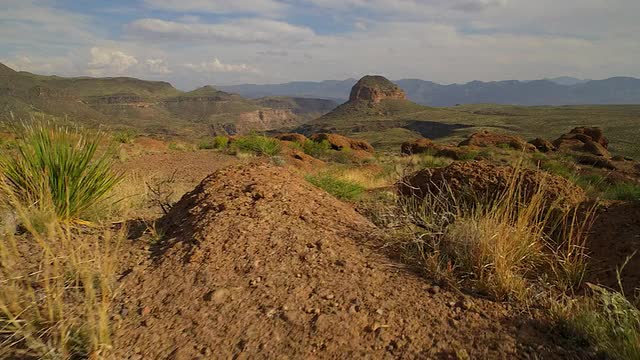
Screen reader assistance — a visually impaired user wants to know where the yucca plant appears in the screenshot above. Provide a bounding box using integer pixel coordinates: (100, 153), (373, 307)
(0, 122), (122, 221)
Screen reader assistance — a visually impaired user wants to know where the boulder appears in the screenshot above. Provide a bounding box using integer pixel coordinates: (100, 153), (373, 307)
(553, 127), (611, 157)
(275, 133), (308, 144)
(576, 155), (616, 170)
(529, 138), (556, 153)
(459, 131), (536, 152)
(401, 138), (438, 155)
(401, 138), (475, 160)
(310, 133), (374, 153)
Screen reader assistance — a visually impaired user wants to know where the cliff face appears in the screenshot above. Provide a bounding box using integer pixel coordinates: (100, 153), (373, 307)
(234, 109), (299, 134)
(210, 109), (299, 135)
(349, 75), (407, 103)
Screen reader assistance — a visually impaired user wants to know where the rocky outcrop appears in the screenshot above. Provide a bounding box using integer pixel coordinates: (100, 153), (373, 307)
(553, 127), (611, 158)
(400, 138), (472, 160)
(459, 131), (536, 152)
(310, 133), (375, 153)
(235, 109), (299, 135)
(398, 161), (585, 211)
(275, 133), (308, 144)
(529, 138), (556, 153)
(349, 75), (407, 104)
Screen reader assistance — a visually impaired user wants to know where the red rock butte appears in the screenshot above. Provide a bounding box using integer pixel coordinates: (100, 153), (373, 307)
(348, 75), (407, 103)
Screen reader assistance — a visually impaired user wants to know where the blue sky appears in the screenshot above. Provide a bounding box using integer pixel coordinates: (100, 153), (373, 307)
(2, 0), (639, 89)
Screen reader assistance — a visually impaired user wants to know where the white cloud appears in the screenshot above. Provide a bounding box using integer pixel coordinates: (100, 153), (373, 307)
(145, 58), (172, 74)
(143, 0), (287, 15)
(184, 58), (259, 73)
(127, 18), (315, 44)
(87, 47), (138, 76)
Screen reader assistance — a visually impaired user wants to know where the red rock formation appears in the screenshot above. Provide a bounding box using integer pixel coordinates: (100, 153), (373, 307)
(349, 75), (407, 104)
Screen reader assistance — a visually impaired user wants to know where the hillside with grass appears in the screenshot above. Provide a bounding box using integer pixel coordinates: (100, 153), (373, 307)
(0, 63), (334, 138)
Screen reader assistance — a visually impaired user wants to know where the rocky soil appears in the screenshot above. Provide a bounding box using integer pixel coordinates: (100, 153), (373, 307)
(111, 163), (585, 359)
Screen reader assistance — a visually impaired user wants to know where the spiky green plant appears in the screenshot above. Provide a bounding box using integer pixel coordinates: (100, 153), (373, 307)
(0, 122), (122, 221)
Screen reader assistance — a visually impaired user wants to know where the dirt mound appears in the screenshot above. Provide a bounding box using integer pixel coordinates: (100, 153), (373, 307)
(586, 201), (640, 293)
(459, 131), (536, 152)
(281, 145), (326, 170)
(310, 133), (375, 153)
(553, 127), (611, 158)
(398, 161), (585, 210)
(275, 133), (308, 144)
(112, 163), (578, 359)
(400, 138), (474, 160)
(529, 138), (556, 152)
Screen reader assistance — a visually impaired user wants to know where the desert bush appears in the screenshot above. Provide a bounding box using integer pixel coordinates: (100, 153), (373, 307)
(112, 129), (137, 144)
(233, 134), (281, 156)
(198, 136), (228, 150)
(302, 139), (331, 158)
(398, 171), (591, 301)
(456, 151), (479, 161)
(0, 123), (122, 221)
(0, 193), (121, 359)
(305, 173), (365, 201)
(419, 154), (450, 169)
(603, 182), (640, 201)
(566, 284), (640, 360)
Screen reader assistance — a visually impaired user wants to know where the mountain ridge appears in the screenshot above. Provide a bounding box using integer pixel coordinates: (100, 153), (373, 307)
(218, 76), (640, 106)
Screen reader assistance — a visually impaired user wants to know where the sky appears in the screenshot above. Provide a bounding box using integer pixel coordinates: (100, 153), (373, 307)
(1, 0), (640, 90)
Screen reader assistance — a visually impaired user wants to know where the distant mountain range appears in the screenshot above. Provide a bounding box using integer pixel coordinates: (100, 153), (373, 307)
(219, 76), (640, 106)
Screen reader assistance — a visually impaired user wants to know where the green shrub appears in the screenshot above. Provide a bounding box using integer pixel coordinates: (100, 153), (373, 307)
(541, 159), (575, 179)
(305, 174), (364, 201)
(457, 151), (479, 161)
(198, 136), (228, 150)
(419, 154), (450, 168)
(302, 140), (331, 158)
(233, 134), (281, 156)
(603, 182), (640, 201)
(112, 129), (137, 144)
(566, 284), (640, 359)
(0, 123), (122, 221)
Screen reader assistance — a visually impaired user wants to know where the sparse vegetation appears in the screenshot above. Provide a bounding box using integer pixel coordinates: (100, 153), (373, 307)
(233, 134), (281, 156)
(0, 122), (122, 221)
(112, 129), (137, 144)
(0, 123), (123, 359)
(198, 136), (229, 150)
(394, 171), (592, 301)
(305, 173), (365, 201)
(603, 182), (640, 201)
(302, 139), (331, 158)
(565, 284), (640, 359)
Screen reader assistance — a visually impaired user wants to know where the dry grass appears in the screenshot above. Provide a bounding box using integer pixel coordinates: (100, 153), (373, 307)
(0, 192), (122, 359)
(392, 167), (593, 301)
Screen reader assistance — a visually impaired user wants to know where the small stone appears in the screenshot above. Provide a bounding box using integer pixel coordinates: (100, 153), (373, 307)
(376, 309), (384, 315)
(209, 288), (230, 304)
(141, 306), (151, 316)
(324, 294), (335, 300)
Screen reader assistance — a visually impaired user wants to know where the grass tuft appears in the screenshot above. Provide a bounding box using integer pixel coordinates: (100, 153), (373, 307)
(233, 134), (281, 156)
(0, 122), (123, 221)
(305, 173), (365, 201)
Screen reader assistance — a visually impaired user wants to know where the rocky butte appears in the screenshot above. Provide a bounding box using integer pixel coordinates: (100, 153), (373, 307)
(348, 75), (407, 103)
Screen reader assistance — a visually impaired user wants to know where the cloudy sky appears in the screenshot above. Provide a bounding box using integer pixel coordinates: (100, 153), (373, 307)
(1, 0), (639, 89)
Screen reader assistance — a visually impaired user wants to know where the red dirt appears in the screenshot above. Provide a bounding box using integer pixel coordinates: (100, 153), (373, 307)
(111, 163), (584, 359)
